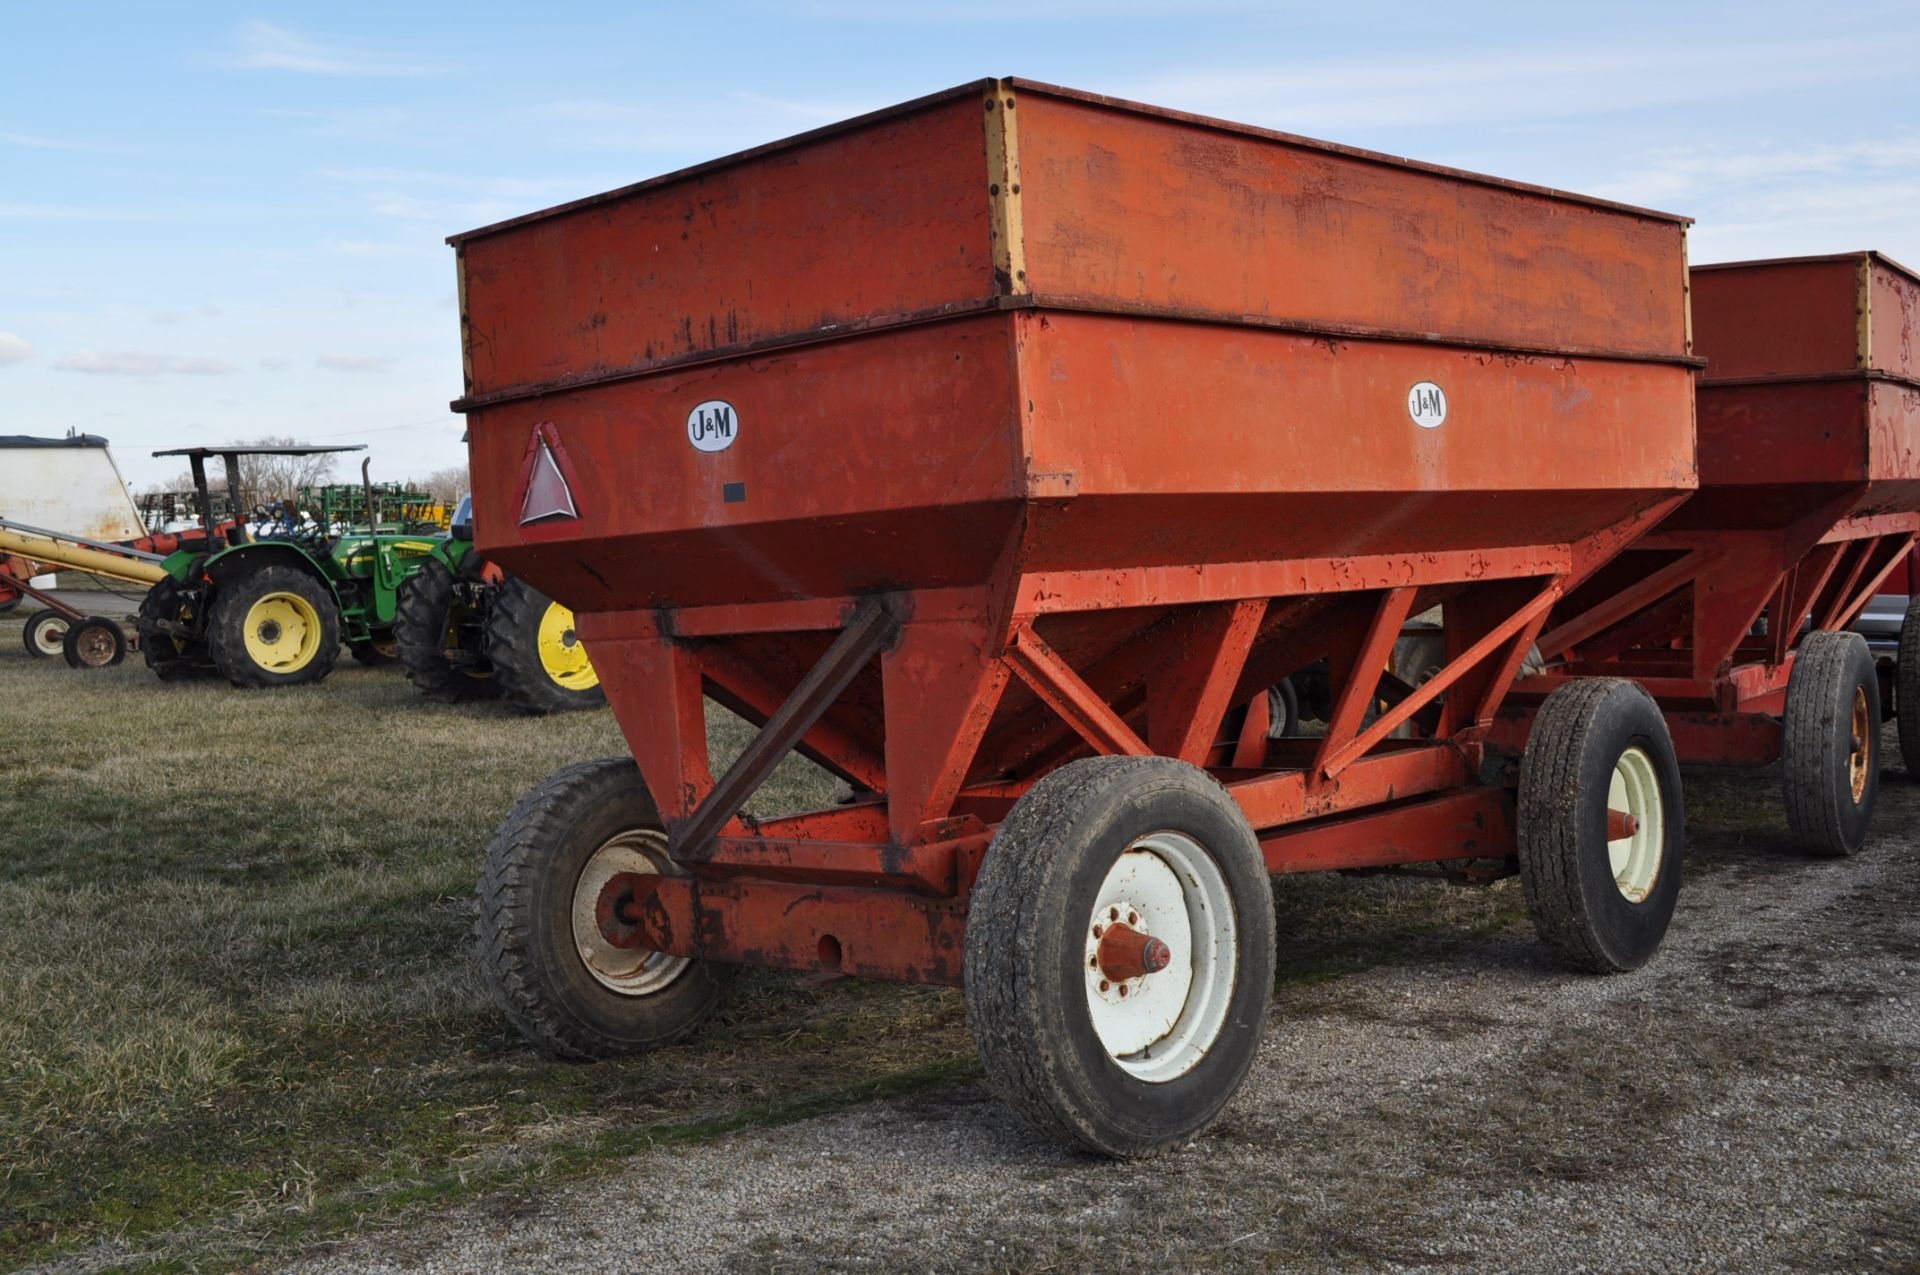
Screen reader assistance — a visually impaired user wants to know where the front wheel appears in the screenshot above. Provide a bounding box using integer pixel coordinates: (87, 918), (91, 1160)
(478, 759), (727, 1060)
(965, 755), (1275, 1157)
(1518, 678), (1684, 974)
(1783, 630), (1882, 856)
(393, 557), (499, 701)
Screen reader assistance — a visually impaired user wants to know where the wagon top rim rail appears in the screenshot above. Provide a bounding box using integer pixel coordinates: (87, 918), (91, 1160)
(443, 76), (1691, 250)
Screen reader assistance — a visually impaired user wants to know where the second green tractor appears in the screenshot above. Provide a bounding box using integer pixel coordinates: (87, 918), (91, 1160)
(392, 495), (605, 714)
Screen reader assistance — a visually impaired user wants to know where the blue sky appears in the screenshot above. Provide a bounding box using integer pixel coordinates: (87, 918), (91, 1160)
(4, 2), (1918, 491)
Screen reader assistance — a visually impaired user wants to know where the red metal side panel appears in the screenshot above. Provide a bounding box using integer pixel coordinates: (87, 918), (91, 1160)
(456, 95), (993, 400)
(466, 314), (1026, 610)
(1012, 311), (1696, 572)
(1012, 89), (1688, 360)
(1869, 257), (1920, 380)
(1862, 379), (1920, 511)
(1692, 258), (1861, 379)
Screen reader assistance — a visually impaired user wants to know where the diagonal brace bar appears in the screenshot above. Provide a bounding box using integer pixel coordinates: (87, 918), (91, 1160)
(1319, 581), (1562, 780)
(670, 597), (897, 862)
(1006, 623), (1152, 758)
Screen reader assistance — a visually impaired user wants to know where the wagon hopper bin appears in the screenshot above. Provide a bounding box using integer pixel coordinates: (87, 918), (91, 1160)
(1497, 252), (1920, 854)
(455, 79), (1698, 1155)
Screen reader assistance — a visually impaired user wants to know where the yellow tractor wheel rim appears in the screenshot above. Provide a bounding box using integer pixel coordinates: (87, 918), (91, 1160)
(243, 592), (323, 672)
(536, 601), (597, 690)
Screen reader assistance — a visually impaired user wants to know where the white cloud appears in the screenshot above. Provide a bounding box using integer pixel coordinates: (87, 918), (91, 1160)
(56, 350), (237, 376)
(259, 357), (291, 371)
(0, 130), (116, 153)
(0, 332), (32, 367)
(316, 354), (396, 373)
(231, 21), (447, 77)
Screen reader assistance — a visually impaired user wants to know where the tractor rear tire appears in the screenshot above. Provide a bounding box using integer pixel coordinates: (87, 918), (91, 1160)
(137, 577), (209, 681)
(394, 557), (498, 701)
(486, 577), (604, 714)
(62, 616), (126, 668)
(965, 755), (1275, 1157)
(478, 758), (727, 1060)
(206, 564), (340, 688)
(22, 609), (67, 658)
(1898, 595), (1919, 780)
(1783, 630), (1882, 856)
(1518, 678), (1684, 974)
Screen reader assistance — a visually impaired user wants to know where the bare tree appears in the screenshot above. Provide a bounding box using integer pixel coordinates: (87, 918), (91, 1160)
(409, 464), (471, 505)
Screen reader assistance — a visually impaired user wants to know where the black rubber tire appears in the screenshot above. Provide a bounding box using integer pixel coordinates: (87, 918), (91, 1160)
(137, 576), (210, 681)
(478, 758), (726, 1060)
(1899, 596), (1919, 780)
(205, 564), (341, 688)
(1518, 678), (1685, 974)
(1783, 630), (1882, 856)
(485, 576), (605, 715)
(394, 557), (499, 702)
(964, 755), (1276, 1157)
(21, 609), (67, 658)
(1266, 677), (1301, 738)
(61, 616), (127, 668)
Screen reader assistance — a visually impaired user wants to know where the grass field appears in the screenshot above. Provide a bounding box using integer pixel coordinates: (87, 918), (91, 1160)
(0, 591), (1531, 1272)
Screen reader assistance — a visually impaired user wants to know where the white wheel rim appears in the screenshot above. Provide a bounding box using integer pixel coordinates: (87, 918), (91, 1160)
(1083, 831), (1238, 1083)
(570, 830), (693, 995)
(1607, 747), (1665, 904)
(32, 619), (67, 655)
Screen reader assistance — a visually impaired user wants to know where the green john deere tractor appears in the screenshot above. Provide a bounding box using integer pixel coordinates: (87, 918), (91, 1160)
(136, 445), (439, 688)
(392, 495), (605, 714)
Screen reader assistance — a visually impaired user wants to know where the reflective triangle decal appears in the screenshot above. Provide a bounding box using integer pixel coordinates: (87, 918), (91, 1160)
(520, 438), (578, 524)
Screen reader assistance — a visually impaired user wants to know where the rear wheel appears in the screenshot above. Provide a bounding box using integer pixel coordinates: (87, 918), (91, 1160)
(137, 576), (210, 681)
(486, 576), (604, 714)
(206, 564), (340, 688)
(1898, 596), (1919, 780)
(478, 759), (726, 1059)
(965, 755), (1275, 1157)
(21, 609), (67, 658)
(1518, 678), (1684, 973)
(394, 557), (499, 701)
(1783, 630), (1881, 856)
(62, 616), (126, 668)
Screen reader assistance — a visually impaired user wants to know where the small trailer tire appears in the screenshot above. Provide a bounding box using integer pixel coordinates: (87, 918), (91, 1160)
(1783, 630), (1882, 856)
(61, 616), (126, 668)
(478, 758), (726, 1060)
(965, 755), (1275, 1157)
(1898, 596), (1919, 781)
(21, 608), (67, 658)
(1518, 678), (1684, 974)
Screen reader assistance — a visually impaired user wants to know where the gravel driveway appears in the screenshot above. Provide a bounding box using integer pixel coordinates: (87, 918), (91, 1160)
(283, 746), (1920, 1275)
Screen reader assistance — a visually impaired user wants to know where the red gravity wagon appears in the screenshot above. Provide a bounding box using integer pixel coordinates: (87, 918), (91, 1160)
(1498, 252), (1920, 855)
(452, 79), (1701, 1155)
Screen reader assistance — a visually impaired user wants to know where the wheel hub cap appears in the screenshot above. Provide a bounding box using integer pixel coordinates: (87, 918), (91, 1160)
(537, 600), (598, 690)
(1849, 686), (1872, 804)
(570, 830), (691, 996)
(242, 593), (322, 671)
(1083, 833), (1238, 1084)
(1607, 746), (1665, 904)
